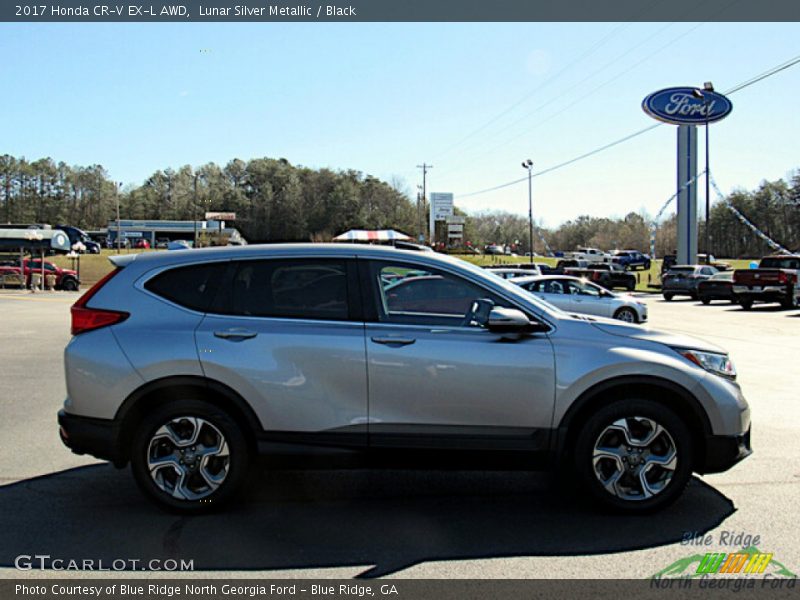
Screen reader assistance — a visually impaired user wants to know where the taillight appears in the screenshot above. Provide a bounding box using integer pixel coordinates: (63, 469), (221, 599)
(70, 268), (128, 335)
(592, 271), (601, 280)
(777, 271), (787, 284)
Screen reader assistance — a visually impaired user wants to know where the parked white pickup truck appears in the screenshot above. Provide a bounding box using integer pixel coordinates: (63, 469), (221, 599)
(566, 247), (612, 264)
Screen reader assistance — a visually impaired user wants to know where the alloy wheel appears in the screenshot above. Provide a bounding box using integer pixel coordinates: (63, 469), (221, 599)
(591, 416), (677, 501)
(146, 416), (230, 501)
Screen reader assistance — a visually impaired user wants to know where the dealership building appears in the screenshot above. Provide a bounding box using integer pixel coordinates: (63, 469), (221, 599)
(105, 219), (246, 246)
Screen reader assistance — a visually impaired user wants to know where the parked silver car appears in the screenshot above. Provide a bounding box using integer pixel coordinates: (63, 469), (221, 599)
(59, 244), (750, 513)
(512, 275), (647, 323)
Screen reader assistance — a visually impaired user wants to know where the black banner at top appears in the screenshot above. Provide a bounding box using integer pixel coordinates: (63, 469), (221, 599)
(3, 0), (800, 22)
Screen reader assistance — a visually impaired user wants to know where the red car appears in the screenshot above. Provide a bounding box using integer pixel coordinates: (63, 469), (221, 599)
(134, 239), (151, 249)
(0, 259), (80, 291)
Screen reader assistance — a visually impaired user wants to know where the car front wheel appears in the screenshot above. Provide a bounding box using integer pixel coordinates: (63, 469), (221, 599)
(131, 400), (250, 512)
(613, 307), (638, 323)
(574, 399), (693, 513)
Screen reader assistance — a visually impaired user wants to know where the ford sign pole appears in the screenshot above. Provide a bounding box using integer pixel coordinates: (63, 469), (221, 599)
(642, 86), (732, 266)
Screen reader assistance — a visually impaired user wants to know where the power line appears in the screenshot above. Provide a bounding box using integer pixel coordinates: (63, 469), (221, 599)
(456, 52), (800, 200)
(431, 23), (631, 161)
(436, 22), (680, 176)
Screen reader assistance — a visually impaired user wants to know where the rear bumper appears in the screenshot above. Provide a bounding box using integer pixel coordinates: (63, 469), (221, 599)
(732, 285), (788, 298)
(699, 426), (752, 474)
(58, 409), (124, 466)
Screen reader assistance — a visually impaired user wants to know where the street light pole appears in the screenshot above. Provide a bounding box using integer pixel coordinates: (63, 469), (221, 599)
(522, 159), (533, 264)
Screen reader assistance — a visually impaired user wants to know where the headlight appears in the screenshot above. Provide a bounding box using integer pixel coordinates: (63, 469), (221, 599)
(675, 348), (736, 380)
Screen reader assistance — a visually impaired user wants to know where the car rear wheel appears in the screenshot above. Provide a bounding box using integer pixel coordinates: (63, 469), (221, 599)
(663, 293), (674, 301)
(61, 278), (79, 292)
(780, 294), (797, 310)
(131, 399), (250, 513)
(574, 399), (693, 513)
(613, 307), (638, 323)
(700, 297), (710, 305)
(740, 297), (753, 310)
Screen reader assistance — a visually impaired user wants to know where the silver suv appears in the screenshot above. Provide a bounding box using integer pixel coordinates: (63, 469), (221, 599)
(59, 244), (751, 513)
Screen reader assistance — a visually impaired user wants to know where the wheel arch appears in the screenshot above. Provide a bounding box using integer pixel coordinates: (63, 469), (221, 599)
(113, 375), (262, 465)
(554, 375), (712, 470)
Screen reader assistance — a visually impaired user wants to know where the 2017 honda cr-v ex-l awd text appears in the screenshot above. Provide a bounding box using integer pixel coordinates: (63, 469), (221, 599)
(58, 244), (751, 513)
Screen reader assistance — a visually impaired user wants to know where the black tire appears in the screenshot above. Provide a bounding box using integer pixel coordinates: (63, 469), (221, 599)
(780, 294), (797, 310)
(130, 399), (250, 513)
(690, 292), (699, 301)
(613, 307), (638, 323)
(61, 278), (79, 292)
(739, 297), (753, 310)
(626, 282), (635, 292)
(663, 293), (674, 301)
(700, 297), (710, 305)
(573, 398), (693, 513)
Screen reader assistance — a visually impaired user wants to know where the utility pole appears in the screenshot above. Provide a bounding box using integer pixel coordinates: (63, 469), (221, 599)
(416, 185), (423, 243)
(417, 163), (432, 245)
(116, 181), (122, 254)
(193, 173), (199, 248)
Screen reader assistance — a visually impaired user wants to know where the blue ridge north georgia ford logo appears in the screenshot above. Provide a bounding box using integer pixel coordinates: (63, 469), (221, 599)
(642, 87), (733, 125)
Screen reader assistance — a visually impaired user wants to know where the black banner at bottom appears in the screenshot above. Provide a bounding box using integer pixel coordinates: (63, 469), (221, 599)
(1, 579), (798, 600)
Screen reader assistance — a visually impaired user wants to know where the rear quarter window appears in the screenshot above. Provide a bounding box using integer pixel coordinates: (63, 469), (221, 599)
(145, 262), (227, 312)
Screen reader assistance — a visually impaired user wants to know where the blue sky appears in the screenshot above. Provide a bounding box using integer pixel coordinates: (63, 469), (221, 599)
(2, 22), (798, 226)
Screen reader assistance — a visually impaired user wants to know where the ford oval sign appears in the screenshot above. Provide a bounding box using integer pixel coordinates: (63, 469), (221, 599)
(642, 87), (732, 125)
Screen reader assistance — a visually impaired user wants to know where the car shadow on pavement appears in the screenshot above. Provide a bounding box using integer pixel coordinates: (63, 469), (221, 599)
(724, 305), (789, 313)
(0, 464), (734, 578)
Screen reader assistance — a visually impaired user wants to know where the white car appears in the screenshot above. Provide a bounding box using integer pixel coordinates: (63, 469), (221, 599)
(512, 275), (647, 323)
(567, 247), (612, 264)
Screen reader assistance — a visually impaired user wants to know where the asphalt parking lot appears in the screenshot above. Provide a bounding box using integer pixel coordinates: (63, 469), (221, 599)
(0, 289), (797, 579)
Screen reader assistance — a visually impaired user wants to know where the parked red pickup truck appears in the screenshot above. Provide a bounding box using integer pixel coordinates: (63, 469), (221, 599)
(732, 255), (800, 310)
(0, 259), (80, 291)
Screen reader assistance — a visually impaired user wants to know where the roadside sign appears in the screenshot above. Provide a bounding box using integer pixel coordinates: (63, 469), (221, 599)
(205, 212), (237, 221)
(446, 215), (466, 225)
(430, 193), (453, 221)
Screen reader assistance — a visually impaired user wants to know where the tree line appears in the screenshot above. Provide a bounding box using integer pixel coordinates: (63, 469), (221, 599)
(1, 153), (797, 257)
(0, 155), (417, 243)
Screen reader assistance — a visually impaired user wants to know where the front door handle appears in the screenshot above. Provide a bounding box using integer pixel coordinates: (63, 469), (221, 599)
(214, 329), (258, 340)
(371, 336), (416, 347)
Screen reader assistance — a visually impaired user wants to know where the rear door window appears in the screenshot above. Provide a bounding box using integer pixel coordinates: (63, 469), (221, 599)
(217, 259), (352, 321)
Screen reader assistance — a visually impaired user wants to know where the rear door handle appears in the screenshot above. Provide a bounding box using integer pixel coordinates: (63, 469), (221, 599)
(214, 329), (258, 340)
(371, 336), (416, 347)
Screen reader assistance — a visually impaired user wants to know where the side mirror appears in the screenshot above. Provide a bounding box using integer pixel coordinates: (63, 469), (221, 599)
(487, 307), (548, 333)
(470, 298), (495, 324)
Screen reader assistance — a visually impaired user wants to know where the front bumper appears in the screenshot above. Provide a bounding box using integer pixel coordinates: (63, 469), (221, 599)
(699, 426), (752, 474)
(58, 409), (125, 466)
